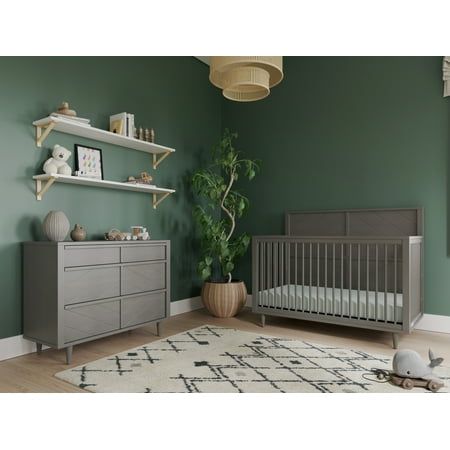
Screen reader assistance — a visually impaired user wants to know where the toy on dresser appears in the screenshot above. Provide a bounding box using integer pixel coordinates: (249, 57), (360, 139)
(43, 144), (72, 176)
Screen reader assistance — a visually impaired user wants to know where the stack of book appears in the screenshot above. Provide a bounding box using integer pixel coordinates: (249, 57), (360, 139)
(109, 112), (135, 138)
(50, 113), (91, 127)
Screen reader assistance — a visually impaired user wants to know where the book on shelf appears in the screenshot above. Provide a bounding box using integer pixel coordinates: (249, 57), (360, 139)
(110, 112), (135, 137)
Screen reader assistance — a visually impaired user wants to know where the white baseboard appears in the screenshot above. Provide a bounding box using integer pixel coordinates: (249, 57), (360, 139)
(415, 314), (450, 334)
(170, 296), (203, 316)
(1, 296), (449, 362)
(0, 334), (50, 362)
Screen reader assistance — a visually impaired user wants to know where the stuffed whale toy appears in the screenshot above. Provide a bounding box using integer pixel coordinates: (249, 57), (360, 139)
(393, 349), (443, 380)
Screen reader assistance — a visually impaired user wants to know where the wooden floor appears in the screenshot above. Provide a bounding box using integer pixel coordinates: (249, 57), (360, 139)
(1, 307), (449, 392)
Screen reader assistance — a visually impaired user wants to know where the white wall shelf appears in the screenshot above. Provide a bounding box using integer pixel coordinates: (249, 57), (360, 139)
(33, 174), (175, 209)
(33, 116), (175, 169)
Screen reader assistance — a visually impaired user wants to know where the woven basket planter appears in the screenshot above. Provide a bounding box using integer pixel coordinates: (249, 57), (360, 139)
(201, 280), (247, 318)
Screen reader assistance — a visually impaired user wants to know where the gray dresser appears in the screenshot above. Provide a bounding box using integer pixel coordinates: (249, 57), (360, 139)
(23, 240), (170, 363)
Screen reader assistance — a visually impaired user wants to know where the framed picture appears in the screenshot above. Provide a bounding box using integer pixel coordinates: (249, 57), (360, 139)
(74, 144), (104, 180)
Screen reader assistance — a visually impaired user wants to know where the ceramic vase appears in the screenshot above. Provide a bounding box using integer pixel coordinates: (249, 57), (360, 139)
(43, 211), (70, 241)
(70, 224), (86, 241)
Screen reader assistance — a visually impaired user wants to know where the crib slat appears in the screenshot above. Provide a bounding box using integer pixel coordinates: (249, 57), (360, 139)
(309, 242), (312, 313)
(357, 243), (361, 320)
(375, 244), (378, 322)
(394, 244), (398, 324)
(366, 244), (370, 321)
(266, 241), (270, 308)
(349, 243), (352, 317)
(324, 243), (328, 315)
(259, 242), (262, 307)
(302, 243), (305, 312)
(262, 242), (265, 307)
(295, 243), (298, 311)
(286, 241), (290, 310)
(341, 243), (344, 317)
(384, 244), (388, 323)
(332, 243), (336, 316)
(317, 242), (320, 314)
(280, 241), (284, 310)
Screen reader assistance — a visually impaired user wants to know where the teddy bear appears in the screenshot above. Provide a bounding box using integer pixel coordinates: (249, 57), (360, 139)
(43, 144), (72, 176)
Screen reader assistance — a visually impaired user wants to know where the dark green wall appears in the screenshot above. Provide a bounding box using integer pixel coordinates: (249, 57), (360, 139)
(223, 57), (450, 316)
(0, 57), (221, 339)
(1, 56), (448, 340)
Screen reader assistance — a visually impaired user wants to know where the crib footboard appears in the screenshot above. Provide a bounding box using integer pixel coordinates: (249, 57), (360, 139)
(252, 235), (423, 333)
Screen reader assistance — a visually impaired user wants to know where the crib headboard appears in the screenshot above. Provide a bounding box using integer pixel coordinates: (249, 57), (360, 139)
(285, 208), (423, 237)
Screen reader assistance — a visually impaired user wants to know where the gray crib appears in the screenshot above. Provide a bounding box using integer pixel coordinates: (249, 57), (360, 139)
(252, 208), (424, 348)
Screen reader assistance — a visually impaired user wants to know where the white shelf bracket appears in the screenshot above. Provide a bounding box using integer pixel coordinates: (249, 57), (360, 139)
(152, 192), (171, 209)
(153, 151), (171, 169)
(35, 176), (56, 200)
(35, 122), (55, 148)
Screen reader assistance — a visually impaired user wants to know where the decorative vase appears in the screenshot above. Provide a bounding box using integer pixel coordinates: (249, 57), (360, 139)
(70, 224), (86, 241)
(201, 280), (247, 318)
(43, 211), (70, 242)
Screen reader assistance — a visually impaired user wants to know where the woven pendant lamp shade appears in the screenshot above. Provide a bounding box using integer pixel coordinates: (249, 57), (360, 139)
(209, 56), (283, 102)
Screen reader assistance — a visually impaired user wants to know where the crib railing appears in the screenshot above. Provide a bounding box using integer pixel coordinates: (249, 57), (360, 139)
(252, 235), (423, 331)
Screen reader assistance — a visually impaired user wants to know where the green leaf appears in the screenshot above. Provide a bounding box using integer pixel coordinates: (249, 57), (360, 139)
(205, 256), (213, 266)
(200, 266), (212, 280)
(224, 261), (234, 274)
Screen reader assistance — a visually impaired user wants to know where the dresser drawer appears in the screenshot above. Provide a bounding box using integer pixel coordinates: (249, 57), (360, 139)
(121, 292), (166, 328)
(121, 262), (166, 295)
(64, 245), (120, 267)
(121, 245), (166, 263)
(64, 267), (120, 305)
(64, 299), (120, 343)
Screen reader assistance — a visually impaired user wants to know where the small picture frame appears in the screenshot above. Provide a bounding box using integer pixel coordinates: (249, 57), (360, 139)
(74, 144), (104, 180)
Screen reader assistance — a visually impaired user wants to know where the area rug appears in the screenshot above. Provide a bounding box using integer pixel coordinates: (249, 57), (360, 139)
(55, 325), (450, 393)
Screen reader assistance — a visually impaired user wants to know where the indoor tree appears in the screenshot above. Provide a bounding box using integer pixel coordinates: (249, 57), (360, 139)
(192, 129), (260, 283)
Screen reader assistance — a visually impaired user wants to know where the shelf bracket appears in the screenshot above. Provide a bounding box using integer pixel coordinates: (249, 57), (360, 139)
(152, 192), (171, 209)
(35, 122), (55, 148)
(153, 151), (171, 169)
(35, 176), (56, 200)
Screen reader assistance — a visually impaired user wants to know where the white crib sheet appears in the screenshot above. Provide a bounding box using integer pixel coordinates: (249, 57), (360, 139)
(258, 284), (402, 323)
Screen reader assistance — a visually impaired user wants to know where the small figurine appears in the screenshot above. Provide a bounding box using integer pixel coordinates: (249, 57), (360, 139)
(150, 128), (155, 143)
(138, 126), (144, 140)
(393, 349), (443, 380)
(126, 172), (153, 185)
(70, 224), (86, 241)
(144, 128), (150, 142)
(104, 228), (127, 241)
(43, 144), (72, 176)
(56, 101), (77, 117)
(369, 349), (445, 392)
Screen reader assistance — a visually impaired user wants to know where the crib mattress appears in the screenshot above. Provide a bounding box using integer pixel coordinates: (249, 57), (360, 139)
(257, 284), (403, 323)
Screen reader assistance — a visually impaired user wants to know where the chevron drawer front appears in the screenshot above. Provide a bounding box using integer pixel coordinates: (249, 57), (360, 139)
(22, 240), (171, 364)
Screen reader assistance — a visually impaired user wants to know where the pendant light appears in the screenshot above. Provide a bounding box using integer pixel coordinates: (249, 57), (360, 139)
(209, 56), (283, 102)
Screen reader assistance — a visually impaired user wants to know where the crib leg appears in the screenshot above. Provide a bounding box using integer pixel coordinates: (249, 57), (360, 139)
(392, 333), (399, 349)
(261, 314), (266, 327)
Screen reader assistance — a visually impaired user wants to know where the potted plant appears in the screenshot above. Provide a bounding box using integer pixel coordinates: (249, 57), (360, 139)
(192, 129), (260, 317)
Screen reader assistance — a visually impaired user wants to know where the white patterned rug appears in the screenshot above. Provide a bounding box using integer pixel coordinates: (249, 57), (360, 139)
(55, 326), (450, 393)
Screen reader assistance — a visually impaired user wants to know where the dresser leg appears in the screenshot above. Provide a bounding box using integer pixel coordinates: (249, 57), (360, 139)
(156, 321), (161, 337)
(36, 343), (42, 354)
(261, 314), (266, 327)
(65, 346), (73, 365)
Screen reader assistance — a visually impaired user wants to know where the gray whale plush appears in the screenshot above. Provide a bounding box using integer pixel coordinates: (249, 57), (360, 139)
(393, 349), (443, 380)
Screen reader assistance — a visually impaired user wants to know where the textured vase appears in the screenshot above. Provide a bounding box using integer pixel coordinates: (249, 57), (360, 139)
(201, 280), (247, 318)
(70, 224), (86, 241)
(43, 211), (70, 241)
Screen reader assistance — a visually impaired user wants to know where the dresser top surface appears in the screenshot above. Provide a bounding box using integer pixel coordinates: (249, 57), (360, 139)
(24, 240), (169, 246)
